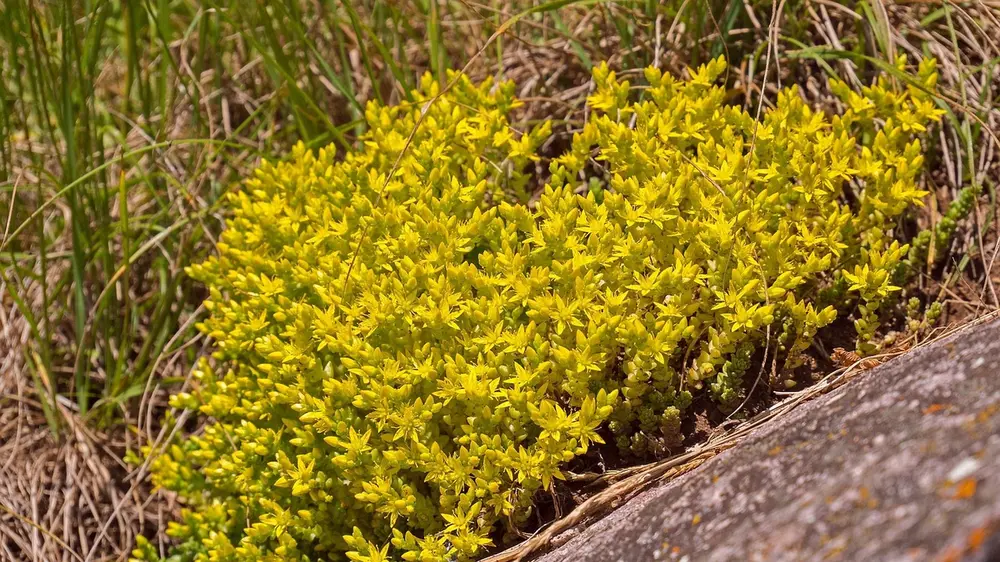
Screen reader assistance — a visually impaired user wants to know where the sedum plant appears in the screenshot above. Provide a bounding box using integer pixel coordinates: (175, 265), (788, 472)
(138, 57), (942, 562)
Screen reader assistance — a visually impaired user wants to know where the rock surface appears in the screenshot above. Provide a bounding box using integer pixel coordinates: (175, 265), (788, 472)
(536, 318), (1000, 562)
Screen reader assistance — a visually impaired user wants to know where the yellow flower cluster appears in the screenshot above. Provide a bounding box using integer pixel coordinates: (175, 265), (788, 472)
(137, 57), (942, 562)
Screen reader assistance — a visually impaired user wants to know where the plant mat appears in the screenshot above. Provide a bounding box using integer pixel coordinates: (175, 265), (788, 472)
(483, 310), (1000, 562)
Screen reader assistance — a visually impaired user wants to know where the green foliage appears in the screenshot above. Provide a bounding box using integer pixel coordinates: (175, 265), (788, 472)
(141, 57), (942, 561)
(908, 183), (979, 269)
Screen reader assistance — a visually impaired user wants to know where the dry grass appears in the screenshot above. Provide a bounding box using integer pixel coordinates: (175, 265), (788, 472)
(0, 1), (999, 560)
(0, 390), (154, 561)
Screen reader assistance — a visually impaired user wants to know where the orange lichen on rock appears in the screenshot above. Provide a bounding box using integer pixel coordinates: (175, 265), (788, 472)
(967, 526), (988, 551)
(952, 478), (978, 500)
(923, 403), (949, 415)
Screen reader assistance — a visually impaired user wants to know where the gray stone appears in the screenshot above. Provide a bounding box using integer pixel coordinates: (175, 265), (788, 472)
(537, 318), (1000, 562)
